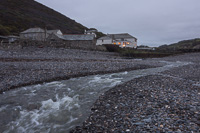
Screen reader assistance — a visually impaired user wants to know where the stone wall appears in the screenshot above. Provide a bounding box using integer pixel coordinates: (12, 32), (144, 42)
(0, 40), (107, 51)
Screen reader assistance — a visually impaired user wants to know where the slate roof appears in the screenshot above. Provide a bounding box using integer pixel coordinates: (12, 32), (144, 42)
(98, 36), (112, 40)
(108, 33), (137, 39)
(63, 34), (95, 40)
(21, 28), (45, 34)
(98, 33), (137, 41)
(0, 35), (8, 39)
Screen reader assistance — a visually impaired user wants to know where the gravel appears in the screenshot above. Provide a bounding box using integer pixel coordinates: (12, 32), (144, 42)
(71, 52), (200, 132)
(1, 47), (200, 132)
(0, 47), (164, 93)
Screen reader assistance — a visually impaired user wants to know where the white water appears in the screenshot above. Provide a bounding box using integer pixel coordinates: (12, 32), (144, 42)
(0, 61), (191, 133)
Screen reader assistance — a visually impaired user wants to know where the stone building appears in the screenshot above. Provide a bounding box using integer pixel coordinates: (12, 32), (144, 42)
(20, 28), (63, 41)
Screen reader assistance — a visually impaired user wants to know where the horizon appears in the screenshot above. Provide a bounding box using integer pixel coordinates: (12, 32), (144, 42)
(35, 0), (200, 47)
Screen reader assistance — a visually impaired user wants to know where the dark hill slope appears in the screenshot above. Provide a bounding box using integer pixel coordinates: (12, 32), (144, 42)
(158, 38), (200, 50)
(0, 0), (87, 35)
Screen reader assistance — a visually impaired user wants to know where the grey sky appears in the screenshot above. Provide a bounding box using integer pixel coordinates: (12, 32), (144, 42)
(36, 0), (200, 46)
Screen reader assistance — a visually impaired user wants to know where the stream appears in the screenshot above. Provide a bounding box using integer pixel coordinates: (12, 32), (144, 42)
(0, 61), (190, 133)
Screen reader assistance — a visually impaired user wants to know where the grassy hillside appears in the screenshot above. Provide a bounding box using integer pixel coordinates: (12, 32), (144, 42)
(158, 38), (200, 50)
(0, 0), (87, 35)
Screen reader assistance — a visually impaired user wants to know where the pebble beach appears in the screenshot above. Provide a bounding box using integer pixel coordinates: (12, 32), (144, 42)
(0, 47), (199, 132)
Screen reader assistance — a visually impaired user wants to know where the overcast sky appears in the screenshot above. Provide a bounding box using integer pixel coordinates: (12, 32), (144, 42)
(36, 0), (200, 46)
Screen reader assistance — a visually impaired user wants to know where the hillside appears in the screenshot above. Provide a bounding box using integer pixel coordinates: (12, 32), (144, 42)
(0, 0), (87, 35)
(158, 38), (200, 50)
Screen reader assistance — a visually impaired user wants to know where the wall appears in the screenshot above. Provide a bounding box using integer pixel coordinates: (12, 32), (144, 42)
(96, 39), (112, 45)
(20, 32), (46, 41)
(0, 40), (107, 51)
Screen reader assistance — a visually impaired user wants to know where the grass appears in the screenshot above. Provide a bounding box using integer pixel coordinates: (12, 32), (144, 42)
(104, 44), (180, 58)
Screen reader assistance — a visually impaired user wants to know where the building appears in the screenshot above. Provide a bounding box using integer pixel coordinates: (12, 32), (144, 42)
(84, 29), (97, 38)
(47, 33), (96, 49)
(47, 34), (95, 41)
(96, 33), (137, 48)
(20, 28), (63, 41)
(20, 28), (46, 41)
(47, 30), (63, 35)
(0, 35), (19, 44)
(7, 35), (20, 43)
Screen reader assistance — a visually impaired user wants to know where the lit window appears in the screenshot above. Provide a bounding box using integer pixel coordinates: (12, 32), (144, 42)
(118, 42), (121, 45)
(126, 42), (130, 45)
(113, 42), (116, 45)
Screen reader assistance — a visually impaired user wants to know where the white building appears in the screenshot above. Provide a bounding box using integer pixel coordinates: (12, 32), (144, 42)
(84, 29), (97, 38)
(96, 33), (137, 48)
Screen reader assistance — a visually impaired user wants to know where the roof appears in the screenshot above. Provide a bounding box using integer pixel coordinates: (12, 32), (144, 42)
(53, 33), (66, 40)
(47, 30), (61, 34)
(0, 35), (8, 39)
(85, 30), (97, 33)
(98, 36), (112, 40)
(7, 35), (20, 38)
(21, 28), (45, 34)
(63, 34), (95, 40)
(108, 33), (137, 39)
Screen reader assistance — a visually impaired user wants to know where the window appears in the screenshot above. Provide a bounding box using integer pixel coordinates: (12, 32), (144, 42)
(102, 40), (104, 42)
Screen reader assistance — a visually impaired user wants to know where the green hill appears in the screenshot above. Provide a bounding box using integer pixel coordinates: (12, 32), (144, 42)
(0, 0), (87, 35)
(158, 38), (200, 50)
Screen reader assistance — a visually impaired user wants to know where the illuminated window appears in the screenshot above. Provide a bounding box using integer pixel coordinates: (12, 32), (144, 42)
(113, 42), (116, 45)
(126, 42), (130, 45)
(118, 42), (121, 45)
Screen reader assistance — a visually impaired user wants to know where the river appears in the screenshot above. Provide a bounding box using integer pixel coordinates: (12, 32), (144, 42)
(0, 61), (190, 133)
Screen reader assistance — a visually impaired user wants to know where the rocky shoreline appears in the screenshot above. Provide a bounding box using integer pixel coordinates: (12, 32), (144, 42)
(0, 47), (199, 132)
(71, 52), (200, 132)
(0, 47), (165, 93)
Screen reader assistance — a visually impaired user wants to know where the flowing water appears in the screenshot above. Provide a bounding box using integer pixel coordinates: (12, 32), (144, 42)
(0, 61), (190, 133)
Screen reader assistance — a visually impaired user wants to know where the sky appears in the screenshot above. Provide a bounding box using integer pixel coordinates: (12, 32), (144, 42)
(35, 0), (200, 47)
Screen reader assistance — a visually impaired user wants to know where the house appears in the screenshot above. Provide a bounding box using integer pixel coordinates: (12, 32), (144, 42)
(0, 35), (8, 44)
(84, 29), (97, 38)
(0, 35), (19, 44)
(20, 28), (63, 41)
(47, 30), (63, 35)
(47, 33), (96, 49)
(47, 33), (95, 41)
(96, 33), (137, 48)
(20, 28), (46, 41)
(7, 35), (20, 43)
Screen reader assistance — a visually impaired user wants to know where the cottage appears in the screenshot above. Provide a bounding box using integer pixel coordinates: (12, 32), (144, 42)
(20, 28), (63, 41)
(7, 35), (20, 43)
(20, 28), (46, 41)
(96, 33), (137, 48)
(0, 35), (19, 44)
(47, 30), (63, 35)
(84, 29), (97, 38)
(47, 33), (95, 46)
(0, 35), (8, 44)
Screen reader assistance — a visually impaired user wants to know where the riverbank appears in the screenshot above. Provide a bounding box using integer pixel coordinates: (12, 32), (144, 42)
(0, 47), (165, 93)
(72, 52), (200, 132)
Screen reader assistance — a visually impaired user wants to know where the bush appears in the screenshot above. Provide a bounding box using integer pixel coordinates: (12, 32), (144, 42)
(103, 44), (121, 52)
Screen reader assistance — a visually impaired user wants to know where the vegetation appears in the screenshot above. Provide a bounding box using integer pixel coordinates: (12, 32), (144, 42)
(158, 38), (200, 51)
(0, 0), (88, 35)
(103, 44), (173, 58)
